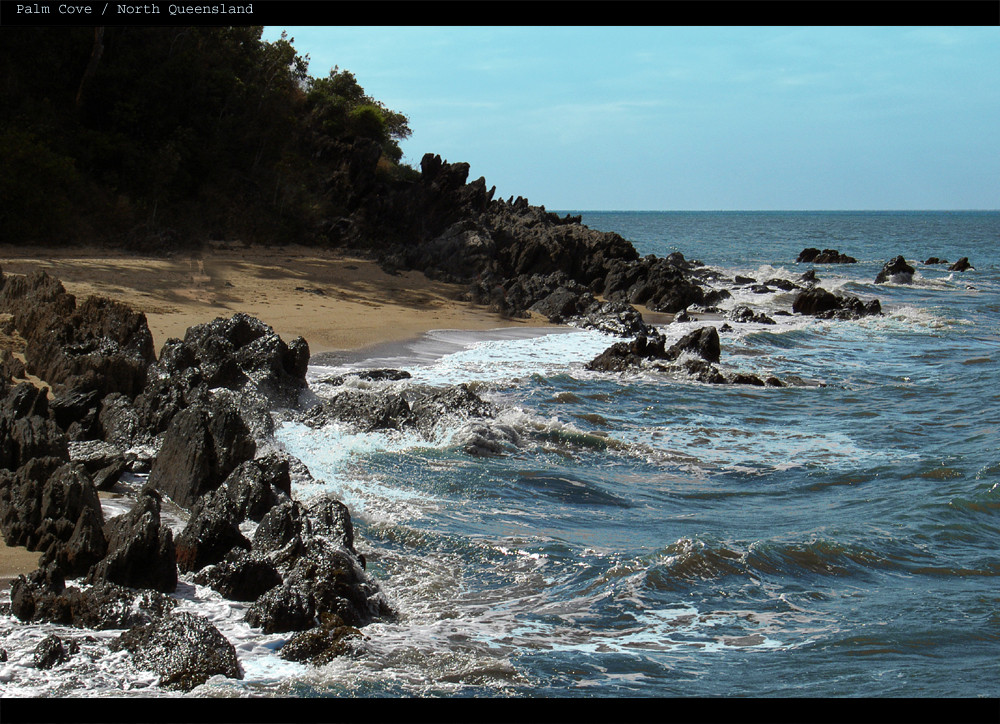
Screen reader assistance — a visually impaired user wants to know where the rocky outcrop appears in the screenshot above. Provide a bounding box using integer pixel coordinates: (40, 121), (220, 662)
(796, 248), (857, 264)
(302, 381), (497, 439)
(0, 270), (155, 399)
(948, 257), (973, 272)
(874, 255), (915, 285)
(10, 568), (176, 629)
(585, 326), (784, 387)
(345, 154), (734, 325)
(792, 287), (882, 320)
(86, 488), (177, 593)
(145, 395), (256, 509)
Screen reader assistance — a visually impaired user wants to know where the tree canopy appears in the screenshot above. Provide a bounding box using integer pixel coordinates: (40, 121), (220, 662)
(0, 27), (416, 247)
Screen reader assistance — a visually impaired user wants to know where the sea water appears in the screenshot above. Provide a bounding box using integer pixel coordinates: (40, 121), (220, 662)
(1, 210), (998, 698)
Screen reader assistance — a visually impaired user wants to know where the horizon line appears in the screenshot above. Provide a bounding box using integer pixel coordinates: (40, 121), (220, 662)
(550, 208), (1000, 213)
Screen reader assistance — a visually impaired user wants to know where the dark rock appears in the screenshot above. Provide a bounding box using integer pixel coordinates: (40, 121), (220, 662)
(727, 305), (776, 325)
(145, 395), (255, 509)
(33, 634), (69, 670)
(948, 257), (973, 272)
(585, 334), (667, 372)
(244, 582), (315, 634)
(174, 493), (251, 574)
(214, 454), (292, 523)
(321, 368), (412, 386)
(792, 287), (882, 319)
(573, 300), (651, 338)
(664, 327), (721, 364)
(49, 388), (101, 433)
(97, 392), (142, 448)
(0, 349), (27, 382)
(408, 383), (496, 432)
(923, 257), (947, 265)
(764, 278), (800, 292)
(279, 613), (364, 665)
(11, 572), (175, 628)
(796, 248), (857, 264)
(111, 611), (242, 691)
(306, 495), (360, 563)
(0, 272), (155, 399)
(734, 275), (756, 285)
(87, 488), (176, 593)
(157, 313), (309, 408)
(0, 460), (105, 577)
(729, 372), (767, 386)
(304, 388), (413, 433)
(90, 458), (127, 491)
(800, 269), (818, 284)
(874, 255), (915, 284)
(251, 500), (311, 560)
(192, 550), (282, 602)
(679, 359), (728, 384)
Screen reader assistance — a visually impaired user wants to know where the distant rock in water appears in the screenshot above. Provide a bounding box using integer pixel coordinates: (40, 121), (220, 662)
(792, 287), (882, 320)
(874, 256), (915, 284)
(923, 257), (948, 265)
(796, 248), (857, 264)
(948, 257), (973, 272)
(727, 305), (776, 325)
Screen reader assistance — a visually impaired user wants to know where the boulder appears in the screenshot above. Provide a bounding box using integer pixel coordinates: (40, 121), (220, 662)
(111, 611), (242, 691)
(792, 287), (881, 319)
(279, 613), (364, 666)
(948, 257), (973, 272)
(726, 305), (776, 325)
(874, 255), (915, 284)
(192, 550), (282, 602)
(32, 634), (69, 670)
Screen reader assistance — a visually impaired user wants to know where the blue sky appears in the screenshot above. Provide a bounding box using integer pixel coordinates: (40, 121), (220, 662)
(262, 27), (999, 211)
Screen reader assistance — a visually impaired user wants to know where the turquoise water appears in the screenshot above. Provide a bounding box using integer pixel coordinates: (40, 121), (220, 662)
(277, 211), (1000, 697)
(2, 211), (997, 698)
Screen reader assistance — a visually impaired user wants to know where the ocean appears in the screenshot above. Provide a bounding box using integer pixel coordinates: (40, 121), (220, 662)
(2, 210), (998, 699)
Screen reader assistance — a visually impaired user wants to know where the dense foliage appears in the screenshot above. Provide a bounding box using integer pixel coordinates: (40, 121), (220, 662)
(0, 27), (416, 247)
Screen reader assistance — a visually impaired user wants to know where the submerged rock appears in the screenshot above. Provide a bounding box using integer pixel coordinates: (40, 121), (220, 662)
(279, 613), (365, 666)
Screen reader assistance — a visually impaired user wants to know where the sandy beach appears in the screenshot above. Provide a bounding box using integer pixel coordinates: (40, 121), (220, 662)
(0, 242), (563, 588)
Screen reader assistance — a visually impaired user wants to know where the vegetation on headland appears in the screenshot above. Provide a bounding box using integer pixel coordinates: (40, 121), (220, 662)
(0, 26), (417, 248)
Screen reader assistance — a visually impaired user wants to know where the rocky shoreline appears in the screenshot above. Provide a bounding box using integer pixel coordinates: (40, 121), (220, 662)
(0, 157), (975, 693)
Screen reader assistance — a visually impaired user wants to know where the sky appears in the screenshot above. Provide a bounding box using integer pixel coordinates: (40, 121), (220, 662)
(261, 26), (1000, 211)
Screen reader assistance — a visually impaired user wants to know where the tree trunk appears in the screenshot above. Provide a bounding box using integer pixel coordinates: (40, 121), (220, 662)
(75, 27), (105, 108)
